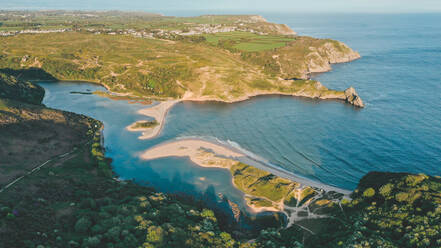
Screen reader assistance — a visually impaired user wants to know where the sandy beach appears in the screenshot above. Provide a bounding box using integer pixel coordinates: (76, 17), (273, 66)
(140, 138), (282, 213)
(141, 138), (350, 193)
(126, 100), (179, 140)
(139, 138), (351, 216)
(140, 139), (243, 168)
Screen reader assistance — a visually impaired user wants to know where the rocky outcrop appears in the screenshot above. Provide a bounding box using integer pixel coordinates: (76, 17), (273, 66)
(271, 24), (297, 36)
(322, 42), (361, 63)
(344, 87), (364, 108)
(227, 200), (242, 222)
(306, 41), (361, 75)
(289, 81), (364, 108)
(248, 15), (268, 23)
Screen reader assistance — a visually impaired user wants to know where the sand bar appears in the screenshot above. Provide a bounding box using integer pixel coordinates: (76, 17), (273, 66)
(140, 138), (351, 194)
(140, 138), (276, 213)
(141, 139), (243, 168)
(140, 138), (352, 215)
(127, 100), (179, 140)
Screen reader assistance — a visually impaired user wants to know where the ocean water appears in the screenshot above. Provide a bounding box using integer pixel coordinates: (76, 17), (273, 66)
(40, 13), (441, 198)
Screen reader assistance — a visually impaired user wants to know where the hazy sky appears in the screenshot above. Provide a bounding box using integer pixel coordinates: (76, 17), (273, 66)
(1, 0), (441, 14)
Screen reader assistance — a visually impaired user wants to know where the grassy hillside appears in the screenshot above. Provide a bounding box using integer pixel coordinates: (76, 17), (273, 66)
(0, 71), (44, 104)
(0, 32), (360, 103)
(0, 11), (362, 105)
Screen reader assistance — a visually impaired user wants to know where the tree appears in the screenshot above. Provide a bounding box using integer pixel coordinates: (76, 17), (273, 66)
(363, 188), (375, 198)
(146, 226), (164, 244)
(74, 217), (92, 233)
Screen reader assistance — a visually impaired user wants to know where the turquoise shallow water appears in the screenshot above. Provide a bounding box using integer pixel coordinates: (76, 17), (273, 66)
(39, 14), (441, 198)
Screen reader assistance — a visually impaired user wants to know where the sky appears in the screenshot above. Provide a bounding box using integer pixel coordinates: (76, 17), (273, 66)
(1, 0), (441, 14)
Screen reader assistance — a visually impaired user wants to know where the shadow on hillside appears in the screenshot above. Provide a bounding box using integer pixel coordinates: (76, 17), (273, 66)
(0, 67), (58, 81)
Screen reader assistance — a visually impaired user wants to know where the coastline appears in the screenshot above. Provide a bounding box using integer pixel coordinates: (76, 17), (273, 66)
(181, 86), (363, 106)
(140, 138), (351, 194)
(140, 138), (280, 213)
(139, 138), (351, 215)
(127, 83), (364, 141)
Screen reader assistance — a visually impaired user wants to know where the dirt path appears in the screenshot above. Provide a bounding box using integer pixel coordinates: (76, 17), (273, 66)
(0, 149), (76, 193)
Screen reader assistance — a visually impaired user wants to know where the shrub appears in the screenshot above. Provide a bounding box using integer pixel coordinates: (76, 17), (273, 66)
(74, 217), (92, 233)
(6, 213), (15, 220)
(83, 236), (100, 247)
(395, 192), (409, 202)
(105, 226), (121, 242)
(146, 226), (164, 244)
(91, 224), (105, 234)
(363, 188), (375, 198)
(405, 174), (427, 186)
(379, 183), (393, 197)
(220, 232), (235, 248)
(201, 209), (215, 219)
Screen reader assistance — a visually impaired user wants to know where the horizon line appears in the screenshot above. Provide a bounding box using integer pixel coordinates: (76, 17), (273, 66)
(1, 8), (441, 15)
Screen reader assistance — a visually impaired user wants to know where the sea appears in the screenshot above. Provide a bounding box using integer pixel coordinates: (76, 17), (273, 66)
(38, 13), (441, 211)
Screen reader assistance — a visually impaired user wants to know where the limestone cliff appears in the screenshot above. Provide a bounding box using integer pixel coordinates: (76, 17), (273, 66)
(344, 87), (364, 107)
(306, 41), (361, 74)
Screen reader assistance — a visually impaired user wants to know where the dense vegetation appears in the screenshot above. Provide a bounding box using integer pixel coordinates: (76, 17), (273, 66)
(131, 120), (159, 129)
(0, 132), (254, 247)
(0, 71), (44, 104)
(261, 172), (441, 248)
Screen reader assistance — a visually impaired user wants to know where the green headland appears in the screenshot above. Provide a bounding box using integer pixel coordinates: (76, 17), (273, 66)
(0, 11), (363, 107)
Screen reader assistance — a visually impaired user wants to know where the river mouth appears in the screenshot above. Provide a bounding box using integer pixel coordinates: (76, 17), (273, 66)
(38, 66), (441, 220)
(38, 81), (261, 216)
(39, 80), (352, 216)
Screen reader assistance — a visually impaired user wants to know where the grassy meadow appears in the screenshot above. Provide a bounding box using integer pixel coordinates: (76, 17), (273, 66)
(203, 31), (295, 52)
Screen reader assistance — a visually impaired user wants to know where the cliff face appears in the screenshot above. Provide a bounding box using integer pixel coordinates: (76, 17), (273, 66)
(274, 24), (297, 36)
(306, 41), (361, 74)
(241, 36), (360, 81)
(344, 87), (364, 107)
(277, 39), (361, 79)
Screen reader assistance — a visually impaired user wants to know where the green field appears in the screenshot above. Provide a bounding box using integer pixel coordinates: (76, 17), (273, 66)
(204, 32), (295, 52)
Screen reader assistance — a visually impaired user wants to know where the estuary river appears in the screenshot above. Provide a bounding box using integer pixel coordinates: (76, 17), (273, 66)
(39, 14), (441, 213)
